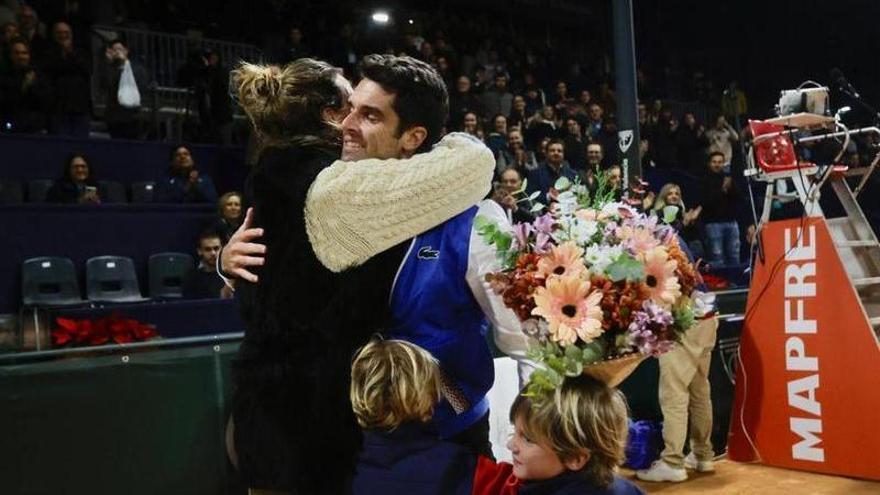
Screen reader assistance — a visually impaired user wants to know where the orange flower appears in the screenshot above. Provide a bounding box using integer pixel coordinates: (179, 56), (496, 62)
(667, 240), (698, 296)
(591, 275), (651, 331)
(642, 247), (681, 308)
(501, 253), (545, 320)
(536, 242), (588, 280)
(532, 275), (604, 346)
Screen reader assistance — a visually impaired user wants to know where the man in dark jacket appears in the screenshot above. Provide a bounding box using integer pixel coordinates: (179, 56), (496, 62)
(526, 138), (578, 203)
(697, 152), (741, 267)
(98, 39), (149, 139)
(0, 39), (52, 133)
(44, 21), (91, 137)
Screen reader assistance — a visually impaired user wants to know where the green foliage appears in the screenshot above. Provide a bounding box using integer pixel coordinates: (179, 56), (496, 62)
(606, 253), (645, 282)
(522, 338), (608, 399)
(672, 303), (696, 338)
(475, 215), (518, 269)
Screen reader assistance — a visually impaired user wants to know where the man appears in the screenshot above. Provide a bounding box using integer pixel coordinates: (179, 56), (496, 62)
(223, 55), (523, 460)
(496, 128), (537, 175)
(0, 38), (51, 133)
(98, 39), (148, 139)
(158, 145), (218, 203)
(449, 75), (485, 126)
(562, 117), (586, 171)
(697, 151), (741, 267)
(44, 21), (91, 137)
(586, 102), (604, 141)
(182, 231), (229, 299)
(481, 73), (513, 121)
(705, 115), (739, 170)
(526, 138), (577, 203)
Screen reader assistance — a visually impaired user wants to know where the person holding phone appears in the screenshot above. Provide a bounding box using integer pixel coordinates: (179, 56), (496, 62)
(46, 153), (102, 204)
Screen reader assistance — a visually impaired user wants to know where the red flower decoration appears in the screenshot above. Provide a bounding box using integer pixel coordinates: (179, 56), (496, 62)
(51, 313), (159, 348)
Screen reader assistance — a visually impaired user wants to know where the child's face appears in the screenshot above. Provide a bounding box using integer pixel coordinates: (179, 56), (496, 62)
(507, 417), (566, 481)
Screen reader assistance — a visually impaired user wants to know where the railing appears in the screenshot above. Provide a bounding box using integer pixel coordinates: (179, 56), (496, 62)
(89, 24), (263, 88)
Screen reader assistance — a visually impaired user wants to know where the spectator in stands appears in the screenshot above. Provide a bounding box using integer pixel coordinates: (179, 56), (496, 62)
(461, 111), (481, 138)
(697, 151), (740, 267)
(201, 49), (234, 144)
(449, 75), (485, 126)
(525, 105), (558, 150)
(16, 6), (46, 60)
(496, 129), (538, 175)
(562, 117), (586, 171)
(552, 80), (574, 119)
(44, 21), (91, 137)
(570, 89), (592, 130)
(0, 38), (52, 133)
(182, 231), (227, 299)
(0, 21), (18, 72)
(578, 142), (604, 187)
(605, 164), (623, 200)
(652, 183), (704, 259)
(212, 191), (243, 244)
(720, 81), (747, 124)
(637, 102), (654, 143)
(493, 167), (535, 224)
(46, 153), (102, 204)
(705, 115), (739, 171)
(485, 114), (508, 157)
(675, 112), (707, 172)
(284, 25), (311, 62)
(526, 138), (577, 203)
(508, 95), (529, 130)
(596, 80), (617, 114)
(522, 73), (545, 116)
(585, 103), (603, 141)
(158, 145), (219, 203)
(481, 73), (513, 121)
(652, 109), (679, 169)
(98, 39), (148, 140)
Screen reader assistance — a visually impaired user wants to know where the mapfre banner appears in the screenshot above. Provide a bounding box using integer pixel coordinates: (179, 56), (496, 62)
(729, 217), (880, 480)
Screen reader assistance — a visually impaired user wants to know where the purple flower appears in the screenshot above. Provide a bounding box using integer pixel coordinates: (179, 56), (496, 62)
(534, 232), (553, 254)
(512, 222), (535, 250)
(627, 300), (675, 356)
(534, 213), (556, 234)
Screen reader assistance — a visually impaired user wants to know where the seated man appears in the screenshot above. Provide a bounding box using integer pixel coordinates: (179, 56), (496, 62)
(182, 231), (227, 299)
(158, 145), (218, 203)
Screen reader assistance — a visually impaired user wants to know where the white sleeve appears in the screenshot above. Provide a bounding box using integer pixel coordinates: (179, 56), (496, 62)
(467, 199), (535, 385)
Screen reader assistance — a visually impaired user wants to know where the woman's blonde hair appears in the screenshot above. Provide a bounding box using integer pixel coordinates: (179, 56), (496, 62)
(510, 375), (629, 488)
(216, 191), (242, 217)
(652, 182), (684, 212)
(350, 338), (442, 431)
(231, 58), (346, 151)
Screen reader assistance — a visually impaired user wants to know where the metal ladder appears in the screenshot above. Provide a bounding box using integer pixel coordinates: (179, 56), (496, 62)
(825, 172), (880, 336)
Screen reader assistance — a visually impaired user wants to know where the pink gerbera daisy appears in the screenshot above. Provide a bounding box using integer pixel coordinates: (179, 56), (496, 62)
(641, 247), (681, 308)
(536, 242), (588, 280)
(531, 275), (604, 346)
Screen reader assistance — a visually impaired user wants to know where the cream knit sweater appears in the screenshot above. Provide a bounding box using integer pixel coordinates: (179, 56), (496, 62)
(305, 133), (495, 272)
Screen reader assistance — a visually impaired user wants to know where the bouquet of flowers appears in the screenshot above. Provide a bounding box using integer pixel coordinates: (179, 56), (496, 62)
(478, 174), (712, 396)
(52, 312), (159, 348)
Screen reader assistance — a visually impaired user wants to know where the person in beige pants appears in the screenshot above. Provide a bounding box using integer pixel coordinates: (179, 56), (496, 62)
(637, 316), (719, 482)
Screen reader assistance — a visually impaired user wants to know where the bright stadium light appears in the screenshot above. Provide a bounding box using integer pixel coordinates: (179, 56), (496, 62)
(371, 11), (390, 24)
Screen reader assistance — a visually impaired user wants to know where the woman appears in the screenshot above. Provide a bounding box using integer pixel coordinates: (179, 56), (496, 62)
(46, 153), (101, 204)
(211, 191), (242, 243)
(652, 183), (704, 259)
(228, 59), (493, 494)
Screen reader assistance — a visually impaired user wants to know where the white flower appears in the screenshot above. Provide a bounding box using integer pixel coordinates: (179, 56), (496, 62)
(584, 244), (623, 273)
(692, 291), (716, 318)
(600, 201), (636, 219)
(556, 191), (578, 216)
(570, 219), (599, 245)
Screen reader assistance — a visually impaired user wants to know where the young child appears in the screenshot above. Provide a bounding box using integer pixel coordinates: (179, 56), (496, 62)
(350, 338), (477, 495)
(474, 375), (645, 495)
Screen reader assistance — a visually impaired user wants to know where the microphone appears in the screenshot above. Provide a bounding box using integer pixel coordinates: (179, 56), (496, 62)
(830, 68), (860, 99)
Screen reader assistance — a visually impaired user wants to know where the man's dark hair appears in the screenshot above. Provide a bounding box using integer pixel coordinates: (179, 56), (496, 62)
(547, 138), (566, 152)
(360, 54), (449, 154)
(109, 38), (127, 49)
(198, 230), (221, 245)
(707, 151), (725, 163)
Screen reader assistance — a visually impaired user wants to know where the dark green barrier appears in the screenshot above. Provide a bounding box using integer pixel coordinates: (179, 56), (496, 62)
(0, 337), (244, 495)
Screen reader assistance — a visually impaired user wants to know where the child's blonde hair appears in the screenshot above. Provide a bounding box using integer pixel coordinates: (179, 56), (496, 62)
(350, 338), (442, 431)
(510, 375), (629, 488)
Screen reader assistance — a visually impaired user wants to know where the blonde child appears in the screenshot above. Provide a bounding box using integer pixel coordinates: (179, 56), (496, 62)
(350, 338), (476, 495)
(474, 375), (644, 495)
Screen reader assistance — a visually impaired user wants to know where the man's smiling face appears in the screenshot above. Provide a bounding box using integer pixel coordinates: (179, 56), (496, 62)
(340, 79), (404, 161)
